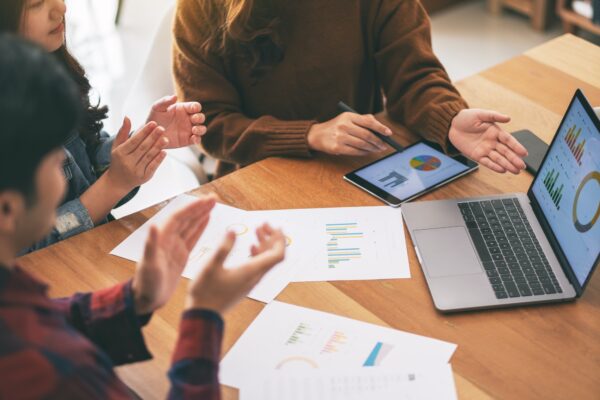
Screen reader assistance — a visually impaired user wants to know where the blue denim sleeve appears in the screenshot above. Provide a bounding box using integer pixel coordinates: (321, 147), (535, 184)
(18, 198), (95, 255)
(93, 131), (114, 173)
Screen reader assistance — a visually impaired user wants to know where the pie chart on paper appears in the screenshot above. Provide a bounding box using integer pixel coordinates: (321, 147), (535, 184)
(410, 155), (442, 171)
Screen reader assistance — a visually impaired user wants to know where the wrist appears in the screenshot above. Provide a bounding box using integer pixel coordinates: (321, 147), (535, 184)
(185, 296), (223, 315)
(306, 123), (322, 151)
(103, 168), (134, 198)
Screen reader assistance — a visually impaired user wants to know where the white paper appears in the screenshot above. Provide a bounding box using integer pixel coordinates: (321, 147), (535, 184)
(240, 364), (458, 400)
(220, 301), (457, 389)
(110, 195), (295, 303)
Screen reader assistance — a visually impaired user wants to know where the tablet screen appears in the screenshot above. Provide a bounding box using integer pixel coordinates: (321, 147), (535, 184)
(353, 142), (472, 202)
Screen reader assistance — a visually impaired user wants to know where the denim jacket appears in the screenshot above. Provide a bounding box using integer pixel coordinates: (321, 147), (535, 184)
(19, 132), (137, 255)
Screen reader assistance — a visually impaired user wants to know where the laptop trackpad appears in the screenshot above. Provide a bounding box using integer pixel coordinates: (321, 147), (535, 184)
(414, 227), (483, 277)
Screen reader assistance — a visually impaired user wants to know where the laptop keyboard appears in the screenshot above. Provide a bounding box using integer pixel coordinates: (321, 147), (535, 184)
(458, 198), (563, 299)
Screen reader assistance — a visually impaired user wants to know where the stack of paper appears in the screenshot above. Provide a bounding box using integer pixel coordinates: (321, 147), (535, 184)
(111, 194), (410, 302)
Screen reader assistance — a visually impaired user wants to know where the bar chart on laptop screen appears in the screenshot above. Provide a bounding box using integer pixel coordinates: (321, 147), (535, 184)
(532, 98), (600, 285)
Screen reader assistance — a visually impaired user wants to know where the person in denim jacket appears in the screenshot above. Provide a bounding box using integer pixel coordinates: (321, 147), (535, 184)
(0, 0), (208, 254)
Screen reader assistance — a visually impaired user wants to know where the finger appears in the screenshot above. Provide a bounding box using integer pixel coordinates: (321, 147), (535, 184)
(341, 133), (382, 152)
(176, 197), (217, 238)
(239, 230), (286, 277)
(340, 144), (372, 157)
(121, 122), (158, 154)
(191, 113), (206, 125)
(496, 142), (526, 171)
(114, 117), (132, 148)
(351, 114), (393, 136)
(142, 225), (160, 261)
(136, 133), (167, 168)
(164, 197), (216, 238)
(185, 102), (201, 114)
(205, 231), (237, 272)
(152, 95), (177, 112)
(489, 150), (520, 174)
(184, 215), (211, 250)
(143, 150), (167, 179)
(498, 130), (529, 157)
(479, 156), (506, 173)
(134, 127), (168, 163)
(346, 124), (387, 151)
(192, 125), (207, 137)
(477, 109), (511, 124)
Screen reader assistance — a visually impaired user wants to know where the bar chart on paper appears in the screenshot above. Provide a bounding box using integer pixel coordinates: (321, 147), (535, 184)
(326, 223), (363, 269)
(292, 206), (410, 282)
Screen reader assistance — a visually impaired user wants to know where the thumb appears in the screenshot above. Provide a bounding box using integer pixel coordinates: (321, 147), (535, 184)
(478, 110), (511, 124)
(142, 225), (160, 262)
(152, 95), (178, 112)
(114, 116), (131, 148)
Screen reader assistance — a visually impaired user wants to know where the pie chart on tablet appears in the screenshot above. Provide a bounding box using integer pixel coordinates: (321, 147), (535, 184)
(410, 155), (442, 171)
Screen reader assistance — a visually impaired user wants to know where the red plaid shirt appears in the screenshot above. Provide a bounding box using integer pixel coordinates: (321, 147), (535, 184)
(0, 266), (223, 399)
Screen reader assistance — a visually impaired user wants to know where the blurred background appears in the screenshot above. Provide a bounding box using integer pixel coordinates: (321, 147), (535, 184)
(64, 0), (600, 216)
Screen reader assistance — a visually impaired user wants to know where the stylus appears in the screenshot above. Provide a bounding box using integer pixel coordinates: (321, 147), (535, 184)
(337, 101), (404, 152)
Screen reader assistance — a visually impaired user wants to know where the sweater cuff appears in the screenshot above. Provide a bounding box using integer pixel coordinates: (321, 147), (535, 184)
(263, 120), (316, 158)
(423, 101), (467, 153)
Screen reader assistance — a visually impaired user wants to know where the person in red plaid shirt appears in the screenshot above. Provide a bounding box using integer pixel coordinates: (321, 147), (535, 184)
(0, 35), (286, 399)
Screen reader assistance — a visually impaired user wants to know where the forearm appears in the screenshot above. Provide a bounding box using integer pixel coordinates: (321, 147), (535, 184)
(201, 112), (314, 166)
(79, 173), (132, 225)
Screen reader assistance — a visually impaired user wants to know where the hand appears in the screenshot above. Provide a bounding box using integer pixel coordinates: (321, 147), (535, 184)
(307, 112), (392, 156)
(186, 223), (286, 314)
(105, 117), (169, 194)
(132, 195), (217, 315)
(449, 109), (528, 174)
(147, 95), (207, 148)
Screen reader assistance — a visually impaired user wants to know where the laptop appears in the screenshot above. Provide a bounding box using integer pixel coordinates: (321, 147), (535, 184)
(402, 89), (600, 312)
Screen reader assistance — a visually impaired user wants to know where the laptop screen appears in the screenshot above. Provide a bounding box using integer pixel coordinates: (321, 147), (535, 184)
(531, 92), (600, 287)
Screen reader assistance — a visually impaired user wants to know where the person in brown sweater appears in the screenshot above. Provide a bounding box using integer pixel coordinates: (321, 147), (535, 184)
(173, 0), (528, 178)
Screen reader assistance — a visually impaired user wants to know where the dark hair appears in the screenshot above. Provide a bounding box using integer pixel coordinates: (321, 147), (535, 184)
(0, 34), (82, 201)
(0, 0), (107, 148)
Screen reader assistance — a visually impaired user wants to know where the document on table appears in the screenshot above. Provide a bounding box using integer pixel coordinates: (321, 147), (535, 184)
(110, 195), (297, 303)
(111, 195), (411, 302)
(220, 301), (457, 388)
(239, 364), (458, 400)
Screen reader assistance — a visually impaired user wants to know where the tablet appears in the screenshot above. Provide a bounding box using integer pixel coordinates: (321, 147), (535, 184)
(344, 141), (478, 207)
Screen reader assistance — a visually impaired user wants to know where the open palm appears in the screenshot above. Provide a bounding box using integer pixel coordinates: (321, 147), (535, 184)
(449, 109), (528, 174)
(147, 95), (207, 149)
(132, 196), (216, 315)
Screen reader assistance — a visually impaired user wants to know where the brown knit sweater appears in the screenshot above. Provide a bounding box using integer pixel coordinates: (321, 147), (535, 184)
(173, 0), (468, 177)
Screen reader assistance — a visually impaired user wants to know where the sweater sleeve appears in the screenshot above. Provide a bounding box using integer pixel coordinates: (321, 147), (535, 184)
(172, 0), (315, 167)
(373, 0), (468, 151)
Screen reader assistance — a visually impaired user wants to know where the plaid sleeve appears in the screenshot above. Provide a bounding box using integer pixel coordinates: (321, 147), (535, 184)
(53, 280), (152, 366)
(167, 309), (224, 400)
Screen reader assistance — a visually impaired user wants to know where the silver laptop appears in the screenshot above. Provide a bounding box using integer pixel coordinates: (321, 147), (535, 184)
(402, 89), (600, 312)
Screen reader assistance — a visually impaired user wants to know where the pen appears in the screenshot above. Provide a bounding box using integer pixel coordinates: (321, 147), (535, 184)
(337, 101), (404, 152)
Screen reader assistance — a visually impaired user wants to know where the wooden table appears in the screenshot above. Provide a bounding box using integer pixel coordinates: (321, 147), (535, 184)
(18, 34), (600, 399)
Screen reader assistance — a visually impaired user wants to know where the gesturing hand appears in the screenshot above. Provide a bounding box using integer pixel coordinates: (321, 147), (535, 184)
(147, 95), (207, 149)
(132, 195), (217, 315)
(105, 117), (169, 193)
(186, 223), (286, 314)
(449, 109), (528, 174)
